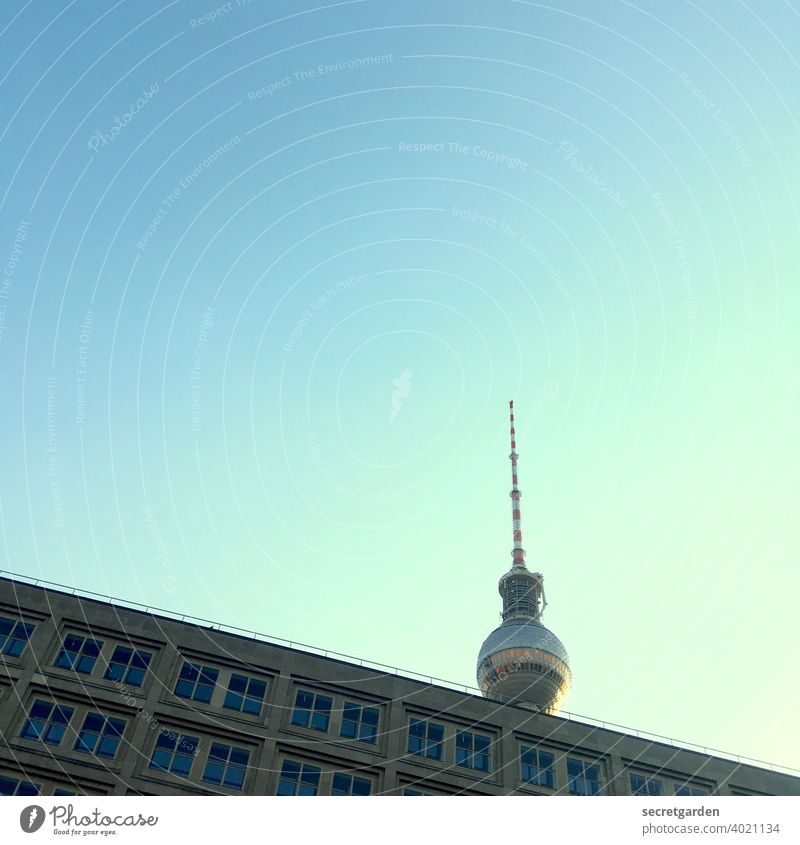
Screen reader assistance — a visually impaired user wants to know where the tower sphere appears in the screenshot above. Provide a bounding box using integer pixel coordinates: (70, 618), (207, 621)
(477, 613), (572, 711)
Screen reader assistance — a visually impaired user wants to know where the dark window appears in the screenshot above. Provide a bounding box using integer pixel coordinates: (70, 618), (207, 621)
(74, 713), (126, 759)
(54, 789), (78, 796)
(455, 730), (491, 772)
(20, 700), (74, 746)
(149, 731), (199, 776)
(104, 646), (152, 686)
(54, 634), (103, 674)
(202, 742), (250, 790)
(630, 773), (664, 796)
(674, 784), (710, 796)
(0, 775), (40, 796)
(567, 758), (602, 795)
(276, 759), (321, 796)
(520, 746), (556, 789)
(223, 674), (267, 715)
(174, 662), (218, 703)
(291, 690), (333, 732)
(407, 719), (444, 760)
(0, 616), (35, 657)
(340, 702), (380, 744)
(403, 788), (426, 796)
(331, 772), (372, 795)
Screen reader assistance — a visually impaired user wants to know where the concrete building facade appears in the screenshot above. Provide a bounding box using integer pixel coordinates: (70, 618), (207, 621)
(1, 575), (798, 797)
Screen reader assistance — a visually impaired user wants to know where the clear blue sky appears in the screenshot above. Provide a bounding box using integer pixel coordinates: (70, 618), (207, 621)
(1, 1), (798, 769)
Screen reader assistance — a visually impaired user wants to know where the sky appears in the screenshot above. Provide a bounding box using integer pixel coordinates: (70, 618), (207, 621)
(0, 0), (798, 771)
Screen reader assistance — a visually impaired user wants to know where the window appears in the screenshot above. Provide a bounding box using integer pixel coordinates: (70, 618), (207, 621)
(54, 789), (78, 796)
(0, 616), (35, 657)
(149, 732), (199, 776)
(567, 758), (602, 795)
(0, 775), (40, 796)
(276, 759), (321, 795)
(407, 719), (444, 760)
(340, 702), (380, 743)
(223, 674), (267, 715)
(202, 742), (250, 790)
(54, 634), (103, 674)
(21, 700), (74, 746)
(174, 662), (218, 703)
(403, 788), (427, 796)
(331, 772), (372, 795)
(674, 784), (710, 796)
(74, 713), (126, 759)
(520, 746), (556, 789)
(455, 730), (491, 772)
(630, 773), (664, 796)
(291, 690), (333, 732)
(104, 646), (152, 686)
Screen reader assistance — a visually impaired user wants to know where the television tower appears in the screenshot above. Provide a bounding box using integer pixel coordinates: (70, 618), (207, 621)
(476, 401), (572, 711)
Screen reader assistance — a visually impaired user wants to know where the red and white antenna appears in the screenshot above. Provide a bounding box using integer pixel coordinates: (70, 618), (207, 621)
(509, 400), (526, 568)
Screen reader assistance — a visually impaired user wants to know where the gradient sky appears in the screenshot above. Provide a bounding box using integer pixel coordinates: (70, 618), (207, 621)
(0, 1), (798, 770)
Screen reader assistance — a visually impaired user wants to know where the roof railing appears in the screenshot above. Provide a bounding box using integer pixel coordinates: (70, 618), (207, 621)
(1, 568), (798, 778)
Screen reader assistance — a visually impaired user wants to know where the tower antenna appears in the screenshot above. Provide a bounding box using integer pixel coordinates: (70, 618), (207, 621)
(509, 400), (526, 568)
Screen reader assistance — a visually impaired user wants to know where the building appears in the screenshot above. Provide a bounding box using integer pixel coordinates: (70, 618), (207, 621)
(1, 403), (797, 797)
(0, 573), (798, 797)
